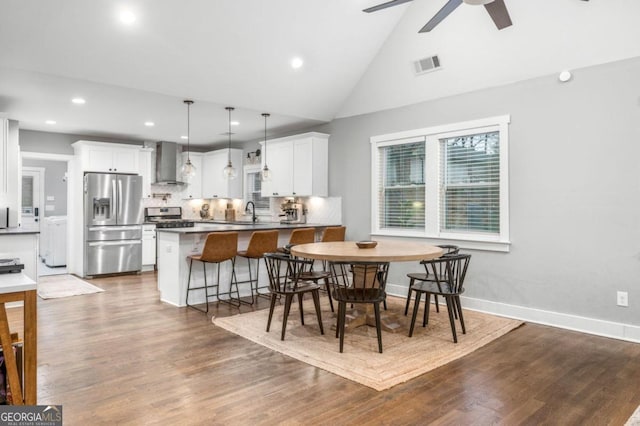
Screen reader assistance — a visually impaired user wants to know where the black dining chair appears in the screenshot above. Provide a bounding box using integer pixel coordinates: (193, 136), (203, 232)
(404, 244), (460, 316)
(330, 260), (389, 353)
(406, 253), (471, 342)
(263, 253), (324, 341)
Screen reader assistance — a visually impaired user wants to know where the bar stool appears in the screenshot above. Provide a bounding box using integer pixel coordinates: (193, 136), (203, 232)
(321, 226), (346, 242)
(277, 227), (316, 254)
(235, 230), (279, 304)
(186, 232), (239, 313)
(283, 228), (335, 312)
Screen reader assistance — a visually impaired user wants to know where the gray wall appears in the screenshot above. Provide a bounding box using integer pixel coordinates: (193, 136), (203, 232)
(318, 56), (640, 328)
(22, 159), (68, 216)
(20, 129), (143, 154)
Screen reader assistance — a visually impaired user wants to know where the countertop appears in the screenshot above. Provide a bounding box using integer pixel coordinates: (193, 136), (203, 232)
(0, 228), (40, 235)
(155, 222), (339, 234)
(0, 272), (36, 293)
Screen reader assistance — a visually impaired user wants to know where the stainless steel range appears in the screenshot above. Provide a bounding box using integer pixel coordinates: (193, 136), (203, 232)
(144, 207), (195, 228)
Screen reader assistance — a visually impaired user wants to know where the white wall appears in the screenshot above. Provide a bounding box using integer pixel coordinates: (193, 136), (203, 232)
(317, 56), (640, 340)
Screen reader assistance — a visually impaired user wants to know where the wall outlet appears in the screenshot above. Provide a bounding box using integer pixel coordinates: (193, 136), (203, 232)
(617, 291), (628, 307)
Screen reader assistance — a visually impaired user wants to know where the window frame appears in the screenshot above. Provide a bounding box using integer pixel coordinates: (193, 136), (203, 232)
(243, 164), (271, 215)
(370, 115), (510, 252)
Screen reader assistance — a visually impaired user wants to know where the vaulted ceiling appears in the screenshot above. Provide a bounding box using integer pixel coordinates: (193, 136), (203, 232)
(0, 0), (639, 148)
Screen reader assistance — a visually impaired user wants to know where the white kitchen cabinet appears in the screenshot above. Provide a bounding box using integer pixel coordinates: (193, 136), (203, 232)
(180, 152), (203, 199)
(201, 149), (243, 199)
(142, 224), (156, 266)
(139, 148), (154, 198)
(0, 116), (21, 227)
(73, 141), (140, 174)
(261, 132), (329, 197)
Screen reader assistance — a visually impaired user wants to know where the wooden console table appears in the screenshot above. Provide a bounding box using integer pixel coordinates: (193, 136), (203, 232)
(0, 273), (37, 405)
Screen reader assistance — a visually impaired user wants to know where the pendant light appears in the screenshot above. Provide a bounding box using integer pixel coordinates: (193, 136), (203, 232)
(180, 100), (197, 179)
(222, 106), (237, 179)
(260, 113), (271, 182)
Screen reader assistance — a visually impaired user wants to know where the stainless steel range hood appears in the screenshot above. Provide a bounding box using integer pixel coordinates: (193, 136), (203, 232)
(155, 141), (186, 185)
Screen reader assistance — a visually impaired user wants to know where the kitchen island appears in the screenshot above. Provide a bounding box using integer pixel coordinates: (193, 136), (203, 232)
(156, 222), (337, 307)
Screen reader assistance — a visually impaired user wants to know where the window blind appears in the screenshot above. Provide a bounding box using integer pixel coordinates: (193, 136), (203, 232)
(440, 131), (500, 234)
(378, 141), (425, 230)
(245, 171), (269, 210)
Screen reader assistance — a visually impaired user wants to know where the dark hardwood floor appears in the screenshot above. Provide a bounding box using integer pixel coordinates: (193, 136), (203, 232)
(9, 272), (640, 425)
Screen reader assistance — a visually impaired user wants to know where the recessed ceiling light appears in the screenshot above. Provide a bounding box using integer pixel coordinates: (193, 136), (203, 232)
(181, 136), (188, 140)
(230, 121), (239, 126)
(558, 70), (572, 83)
(144, 121), (155, 127)
(45, 120), (56, 125)
(291, 57), (304, 69)
(71, 98), (86, 105)
(119, 9), (136, 25)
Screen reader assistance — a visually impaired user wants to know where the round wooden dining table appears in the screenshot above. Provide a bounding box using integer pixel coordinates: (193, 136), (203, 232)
(290, 240), (444, 332)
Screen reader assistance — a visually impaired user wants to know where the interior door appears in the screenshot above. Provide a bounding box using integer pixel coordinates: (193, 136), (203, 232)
(21, 167), (44, 231)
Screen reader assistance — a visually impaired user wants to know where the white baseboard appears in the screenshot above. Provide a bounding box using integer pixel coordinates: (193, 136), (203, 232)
(386, 284), (640, 344)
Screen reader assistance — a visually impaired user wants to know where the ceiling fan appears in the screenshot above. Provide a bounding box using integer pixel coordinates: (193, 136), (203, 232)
(364, 0), (589, 33)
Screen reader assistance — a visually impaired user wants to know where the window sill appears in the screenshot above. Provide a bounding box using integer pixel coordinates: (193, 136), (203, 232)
(370, 231), (511, 253)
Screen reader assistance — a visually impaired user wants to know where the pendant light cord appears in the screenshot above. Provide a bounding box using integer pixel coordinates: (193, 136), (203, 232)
(226, 106), (234, 163)
(184, 100), (194, 162)
(263, 113), (268, 164)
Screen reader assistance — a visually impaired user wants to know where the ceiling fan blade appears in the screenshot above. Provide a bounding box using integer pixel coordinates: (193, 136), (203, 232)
(419, 0), (463, 33)
(363, 0), (413, 13)
(484, 0), (512, 30)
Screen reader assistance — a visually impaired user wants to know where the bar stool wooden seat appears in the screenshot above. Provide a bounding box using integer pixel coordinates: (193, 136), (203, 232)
(186, 231), (239, 313)
(235, 230), (279, 304)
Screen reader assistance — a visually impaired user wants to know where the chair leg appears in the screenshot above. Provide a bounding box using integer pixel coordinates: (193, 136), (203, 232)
(247, 257), (256, 305)
(185, 258), (194, 307)
(445, 296), (458, 343)
(281, 294), (294, 341)
(423, 293), (431, 327)
(404, 278), (415, 316)
(266, 293), (278, 332)
(409, 291), (421, 337)
(434, 294), (440, 313)
(202, 262), (209, 313)
(311, 290), (324, 335)
(456, 295), (466, 334)
(339, 302), (346, 353)
(298, 292), (305, 325)
(373, 302), (383, 353)
(186, 259), (208, 314)
(324, 278), (334, 312)
(335, 301), (342, 339)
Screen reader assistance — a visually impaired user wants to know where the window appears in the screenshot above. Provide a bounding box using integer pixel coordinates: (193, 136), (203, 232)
(243, 165), (270, 213)
(371, 115), (510, 251)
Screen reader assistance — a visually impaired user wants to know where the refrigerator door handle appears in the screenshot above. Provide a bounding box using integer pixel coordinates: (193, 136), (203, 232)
(118, 177), (123, 220)
(88, 240), (142, 247)
(111, 179), (117, 221)
(88, 226), (142, 232)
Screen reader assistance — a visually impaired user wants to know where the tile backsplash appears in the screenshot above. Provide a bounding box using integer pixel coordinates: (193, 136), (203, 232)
(143, 184), (342, 224)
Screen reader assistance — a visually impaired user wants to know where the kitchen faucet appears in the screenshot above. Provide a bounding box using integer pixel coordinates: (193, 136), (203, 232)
(245, 201), (257, 223)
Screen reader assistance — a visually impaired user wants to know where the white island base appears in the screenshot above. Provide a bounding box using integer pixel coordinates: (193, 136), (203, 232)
(156, 224), (331, 307)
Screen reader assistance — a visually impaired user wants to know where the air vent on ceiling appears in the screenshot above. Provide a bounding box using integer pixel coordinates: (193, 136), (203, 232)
(413, 55), (441, 75)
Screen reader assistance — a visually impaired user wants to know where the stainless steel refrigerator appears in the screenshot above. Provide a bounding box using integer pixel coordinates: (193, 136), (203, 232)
(84, 173), (143, 277)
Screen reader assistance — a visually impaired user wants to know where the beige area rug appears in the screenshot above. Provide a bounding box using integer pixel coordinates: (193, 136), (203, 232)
(626, 405), (640, 426)
(212, 296), (523, 391)
(37, 274), (105, 299)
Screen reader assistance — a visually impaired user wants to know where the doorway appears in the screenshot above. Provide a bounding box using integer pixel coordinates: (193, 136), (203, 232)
(21, 154), (71, 277)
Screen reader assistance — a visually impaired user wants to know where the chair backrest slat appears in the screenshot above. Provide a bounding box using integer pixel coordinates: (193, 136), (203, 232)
(330, 260), (389, 303)
(264, 253), (313, 293)
(426, 254), (471, 294)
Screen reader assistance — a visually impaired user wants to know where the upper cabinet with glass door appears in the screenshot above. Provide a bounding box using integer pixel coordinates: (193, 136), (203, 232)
(260, 132), (329, 197)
